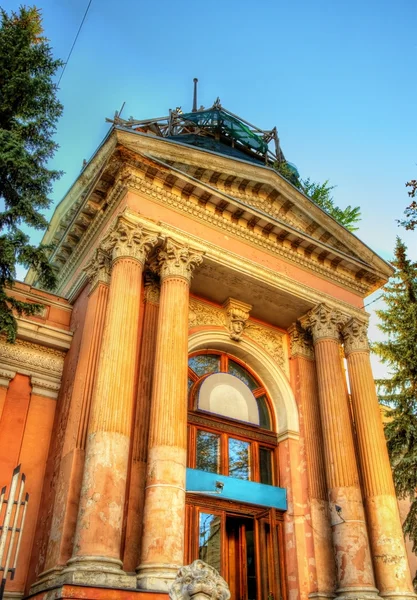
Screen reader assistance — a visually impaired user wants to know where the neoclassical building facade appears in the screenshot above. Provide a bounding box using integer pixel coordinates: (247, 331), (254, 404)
(0, 102), (415, 600)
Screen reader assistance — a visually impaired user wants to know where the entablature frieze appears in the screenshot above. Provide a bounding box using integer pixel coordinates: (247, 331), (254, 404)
(0, 337), (66, 399)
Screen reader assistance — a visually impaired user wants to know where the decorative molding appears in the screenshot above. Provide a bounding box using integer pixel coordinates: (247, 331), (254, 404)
(288, 323), (314, 360)
(305, 303), (348, 343)
(144, 271), (161, 305)
(0, 368), (16, 388)
(55, 179), (127, 295)
(101, 213), (159, 265)
(16, 318), (72, 351)
(31, 376), (61, 399)
(84, 247), (111, 292)
(125, 171), (376, 295)
(170, 560), (230, 600)
(342, 317), (370, 356)
(245, 321), (287, 374)
(189, 298), (226, 329)
(0, 339), (65, 386)
(223, 298), (252, 341)
(154, 238), (204, 283)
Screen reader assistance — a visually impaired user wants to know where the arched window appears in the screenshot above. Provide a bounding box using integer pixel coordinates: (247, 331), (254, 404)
(187, 351), (277, 485)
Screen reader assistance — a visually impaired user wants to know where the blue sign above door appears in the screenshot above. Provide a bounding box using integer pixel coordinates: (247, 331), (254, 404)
(186, 468), (287, 511)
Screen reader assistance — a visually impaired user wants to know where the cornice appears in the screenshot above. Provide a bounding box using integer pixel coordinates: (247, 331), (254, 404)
(117, 128), (392, 277)
(17, 318), (73, 351)
(124, 170), (374, 296)
(0, 338), (65, 398)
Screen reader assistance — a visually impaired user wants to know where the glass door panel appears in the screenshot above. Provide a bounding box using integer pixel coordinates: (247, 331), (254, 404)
(198, 512), (221, 572)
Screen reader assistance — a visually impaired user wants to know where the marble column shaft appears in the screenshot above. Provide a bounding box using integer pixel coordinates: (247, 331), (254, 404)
(289, 325), (337, 600)
(123, 275), (160, 572)
(343, 319), (415, 600)
(307, 304), (377, 599)
(137, 238), (203, 591)
(68, 216), (158, 573)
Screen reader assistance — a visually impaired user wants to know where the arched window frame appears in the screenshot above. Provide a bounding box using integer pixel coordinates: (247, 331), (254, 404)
(187, 350), (279, 486)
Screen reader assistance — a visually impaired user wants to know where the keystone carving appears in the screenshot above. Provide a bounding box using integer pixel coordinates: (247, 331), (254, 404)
(288, 323), (314, 359)
(101, 216), (158, 265)
(84, 247), (111, 291)
(223, 298), (252, 342)
(342, 317), (369, 356)
(154, 238), (203, 283)
(170, 560), (230, 600)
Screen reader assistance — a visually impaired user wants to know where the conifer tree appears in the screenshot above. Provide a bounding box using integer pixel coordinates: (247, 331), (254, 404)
(0, 6), (63, 342)
(374, 238), (417, 588)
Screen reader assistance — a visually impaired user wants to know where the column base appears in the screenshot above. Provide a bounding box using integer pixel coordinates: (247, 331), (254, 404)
(137, 563), (181, 592)
(30, 557), (136, 596)
(309, 593), (337, 600)
(336, 587), (381, 600)
(379, 593), (417, 600)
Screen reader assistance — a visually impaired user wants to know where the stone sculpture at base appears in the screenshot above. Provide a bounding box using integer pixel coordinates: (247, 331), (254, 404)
(169, 560), (231, 600)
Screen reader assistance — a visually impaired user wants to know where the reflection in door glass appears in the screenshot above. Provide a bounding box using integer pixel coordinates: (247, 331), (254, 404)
(260, 447), (273, 485)
(228, 438), (250, 480)
(199, 512), (221, 572)
(246, 524), (257, 600)
(196, 430), (220, 473)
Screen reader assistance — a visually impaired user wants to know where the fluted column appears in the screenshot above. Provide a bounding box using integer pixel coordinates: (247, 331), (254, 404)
(289, 325), (337, 600)
(342, 319), (415, 600)
(123, 273), (160, 572)
(306, 304), (378, 600)
(40, 250), (111, 582)
(137, 238), (203, 591)
(66, 215), (158, 575)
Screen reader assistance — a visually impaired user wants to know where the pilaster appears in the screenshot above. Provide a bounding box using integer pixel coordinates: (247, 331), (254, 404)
(137, 238), (203, 591)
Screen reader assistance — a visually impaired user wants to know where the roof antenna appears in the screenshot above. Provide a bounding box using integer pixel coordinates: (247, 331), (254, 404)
(192, 78), (198, 112)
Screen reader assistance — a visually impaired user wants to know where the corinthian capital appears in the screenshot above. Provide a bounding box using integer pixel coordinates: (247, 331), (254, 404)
(84, 248), (111, 292)
(155, 238), (203, 283)
(102, 216), (158, 265)
(288, 323), (314, 359)
(307, 303), (347, 343)
(342, 317), (369, 356)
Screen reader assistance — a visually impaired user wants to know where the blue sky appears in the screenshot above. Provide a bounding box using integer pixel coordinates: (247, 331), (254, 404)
(3, 0), (416, 375)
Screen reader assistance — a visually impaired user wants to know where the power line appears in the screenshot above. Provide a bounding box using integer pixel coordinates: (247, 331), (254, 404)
(57, 0), (93, 86)
(364, 294), (383, 308)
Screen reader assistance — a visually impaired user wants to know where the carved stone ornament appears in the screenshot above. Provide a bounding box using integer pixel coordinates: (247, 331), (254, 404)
(169, 560), (230, 600)
(307, 303), (348, 343)
(288, 323), (314, 360)
(223, 298), (252, 342)
(155, 238), (204, 283)
(101, 215), (158, 265)
(144, 271), (161, 305)
(245, 322), (287, 373)
(84, 247), (111, 291)
(189, 298), (226, 329)
(342, 317), (370, 356)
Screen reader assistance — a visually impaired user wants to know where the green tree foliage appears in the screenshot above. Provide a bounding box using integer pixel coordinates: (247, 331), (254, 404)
(273, 162), (361, 231)
(0, 6), (63, 342)
(374, 238), (417, 587)
(398, 179), (417, 231)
